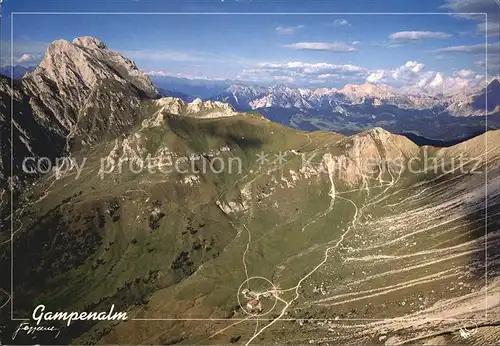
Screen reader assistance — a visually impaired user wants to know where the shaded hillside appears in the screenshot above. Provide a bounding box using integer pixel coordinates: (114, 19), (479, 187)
(400, 130), (486, 147)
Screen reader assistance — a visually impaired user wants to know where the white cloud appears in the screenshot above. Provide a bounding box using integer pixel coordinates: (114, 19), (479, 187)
(366, 61), (429, 86)
(474, 56), (500, 76)
(256, 62), (364, 72)
(477, 21), (500, 37)
(440, 0), (498, 16)
(242, 60), (413, 87)
(441, 0), (500, 37)
(275, 25), (305, 35)
(428, 72), (445, 88)
(333, 19), (350, 26)
(317, 74), (341, 79)
(475, 59), (485, 68)
(365, 60), (481, 94)
(236, 59), (485, 91)
(393, 61), (428, 84)
(238, 59), (481, 92)
(0, 40), (49, 65)
(389, 31), (452, 41)
(455, 69), (474, 77)
(404, 61), (425, 73)
(434, 42), (499, 54)
(366, 70), (386, 83)
(145, 70), (227, 80)
(16, 53), (38, 64)
(283, 42), (357, 52)
(371, 41), (402, 48)
(430, 74), (478, 92)
(237, 61), (367, 85)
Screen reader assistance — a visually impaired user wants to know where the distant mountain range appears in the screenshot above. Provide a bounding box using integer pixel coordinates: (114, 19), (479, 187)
(445, 78), (500, 116)
(213, 80), (500, 117)
(0, 65), (36, 79)
(146, 75), (500, 140)
(148, 74), (500, 117)
(5, 66), (498, 119)
(3, 65), (499, 141)
(213, 82), (440, 111)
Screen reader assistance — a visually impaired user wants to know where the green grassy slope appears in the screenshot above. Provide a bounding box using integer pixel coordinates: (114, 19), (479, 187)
(2, 102), (499, 345)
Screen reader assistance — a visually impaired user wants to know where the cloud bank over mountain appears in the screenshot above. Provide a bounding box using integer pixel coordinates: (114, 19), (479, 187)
(235, 59), (484, 93)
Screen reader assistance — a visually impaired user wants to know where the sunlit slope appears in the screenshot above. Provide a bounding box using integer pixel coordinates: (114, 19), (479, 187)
(2, 102), (498, 345)
(98, 129), (499, 344)
(1, 108), (343, 342)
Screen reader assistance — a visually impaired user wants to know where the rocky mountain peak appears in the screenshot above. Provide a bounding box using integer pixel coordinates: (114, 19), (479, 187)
(72, 36), (107, 49)
(340, 82), (394, 98)
(142, 97), (238, 127)
(227, 83), (268, 94)
(342, 126), (419, 162)
(364, 126), (392, 138)
(446, 77), (500, 116)
(30, 36), (157, 98)
(488, 78), (500, 90)
(21, 36), (159, 141)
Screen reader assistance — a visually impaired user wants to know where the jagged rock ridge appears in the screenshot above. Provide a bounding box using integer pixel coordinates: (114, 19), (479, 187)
(213, 80), (500, 116)
(0, 36), (240, 205)
(213, 82), (446, 111)
(445, 79), (500, 116)
(21, 36), (159, 143)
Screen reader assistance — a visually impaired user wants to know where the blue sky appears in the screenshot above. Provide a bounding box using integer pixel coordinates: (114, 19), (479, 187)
(1, 0), (499, 89)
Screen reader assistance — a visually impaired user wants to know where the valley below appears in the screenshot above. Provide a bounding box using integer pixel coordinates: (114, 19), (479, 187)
(256, 105), (500, 142)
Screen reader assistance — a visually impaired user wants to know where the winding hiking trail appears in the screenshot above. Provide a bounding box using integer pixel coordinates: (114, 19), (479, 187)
(242, 159), (401, 344)
(236, 142), (404, 344)
(204, 134), (500, 345)
(245, 194), (360, 345)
